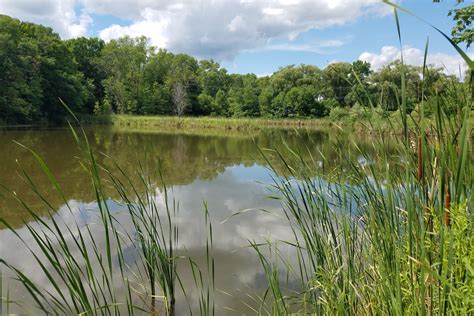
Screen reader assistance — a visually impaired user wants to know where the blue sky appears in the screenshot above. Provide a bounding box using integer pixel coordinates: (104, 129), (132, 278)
(225, 1), (467, 73)
(0, 0), (471, 76)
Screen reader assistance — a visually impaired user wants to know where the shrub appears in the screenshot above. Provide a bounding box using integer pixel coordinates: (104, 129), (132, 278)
(93, 99), (113, 116)
(329, 106), (349, 121)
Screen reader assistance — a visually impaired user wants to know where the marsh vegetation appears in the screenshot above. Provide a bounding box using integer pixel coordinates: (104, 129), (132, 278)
(0, 2), (472, 315)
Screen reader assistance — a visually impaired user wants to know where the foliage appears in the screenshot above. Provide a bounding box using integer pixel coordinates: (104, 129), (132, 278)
(93, 99), (113, 116)
(0, 14), (467, 127)
(0, 15), (90, 124)
(448, 4), (473, 48)
(66, 37), (106, 111)
(253, 66), (472, 316)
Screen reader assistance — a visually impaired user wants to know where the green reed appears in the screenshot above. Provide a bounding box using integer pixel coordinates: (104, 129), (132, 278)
(0, 109), (183, 314)
(0, 2), (472, 315)
(249, 3), (472, 315)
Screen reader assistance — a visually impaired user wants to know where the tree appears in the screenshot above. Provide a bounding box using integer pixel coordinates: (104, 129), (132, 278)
(97, 36), (150, 114)
(448, 4), (473, 48)
(284, 85), (327, 117)
(259, 65), (327, 117)
(228, 74), (260, 117)
(66, 37), (105, 110)
(197, 59), (229, 97)
(212, 89), (228, 116)
(197, 92), (214, 115)
(370, 61), (423, 111)
(0, 15), (42, 123)
(172, 81), (188, 116)
(0, 15), (89, 124)
(167, 54), (199, 115)
(143, 49), (175, 114)
(324, 62), (354, 107)
(344, 61), (373, 107)
(259, 87), (275, 117)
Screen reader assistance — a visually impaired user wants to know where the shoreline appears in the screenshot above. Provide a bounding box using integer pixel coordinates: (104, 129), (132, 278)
(4, 113), (464, 136)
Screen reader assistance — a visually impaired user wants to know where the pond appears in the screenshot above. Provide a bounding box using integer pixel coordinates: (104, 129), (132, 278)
(0, 126), (397, 314)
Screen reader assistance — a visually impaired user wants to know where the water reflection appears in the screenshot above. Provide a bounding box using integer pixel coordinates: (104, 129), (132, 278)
(0, 126), (396, 227)
(1, 165), (294, 314)
(0, 126), (398, 314)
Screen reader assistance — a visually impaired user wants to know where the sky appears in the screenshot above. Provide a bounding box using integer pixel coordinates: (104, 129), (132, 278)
(0, 0), (472, 76)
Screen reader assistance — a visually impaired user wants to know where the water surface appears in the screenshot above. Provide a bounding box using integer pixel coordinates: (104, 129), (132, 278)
(0, 126), (394, 314)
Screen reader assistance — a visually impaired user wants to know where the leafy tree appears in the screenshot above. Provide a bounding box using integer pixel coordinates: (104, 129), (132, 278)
(142, 49), (174, 114)
(370, 61), (423, 111)
(0, 15), (89, 124)
(0, 15), (42, 123)
(259, 65), (327, 117)
(284, 85), (322, 117)
(197, 92), (214, 115)
(448, 4), (473, 48)
(97, 36), (150, 114)
(323, 61), (372, 107)
(66, 37), (106, 110)
(324, 62), (353, 107)
(344, 61), (373, 107)
(197, 60), (229, 97)
(0, 14), (466, 124)
(212, 89), (228, 116)
(259, 87), (275, 117)
(228, 74), (260, 117)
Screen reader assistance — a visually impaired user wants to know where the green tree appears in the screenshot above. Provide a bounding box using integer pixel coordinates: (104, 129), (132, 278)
(260, 65), (327, 117)
(228, 74), (260, 117)
(97, 36), (150, 114)
(370, 61), (422, 111)
(448, 4), (473, 48)
(0, 15), (89, 124)
(212, 89), (228, 116)
(284, 85), (327, 117)
(143, 49), (175, 114)
(0, 15), (42, 123)
(344, 61), (373, 107)
(324, 62), (354, 107)
(66, 37), (105, 111)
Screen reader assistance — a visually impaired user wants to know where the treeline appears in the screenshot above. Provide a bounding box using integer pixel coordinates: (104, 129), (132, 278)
(0, 14), (468, 125)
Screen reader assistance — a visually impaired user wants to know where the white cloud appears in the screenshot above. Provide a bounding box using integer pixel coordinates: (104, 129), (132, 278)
(1, 0), (395, 60)
(68, 11), (93, 37)
(250, 38), (349, 54)
(99, 9), (169, 48)
(85, 0), (387, 60)
(360, 45), (473, 77)
(0, 0), (91, 38)
(256, 72), (273, 78)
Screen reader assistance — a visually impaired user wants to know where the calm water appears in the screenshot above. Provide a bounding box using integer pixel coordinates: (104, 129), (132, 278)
(0, 126), (394, 314)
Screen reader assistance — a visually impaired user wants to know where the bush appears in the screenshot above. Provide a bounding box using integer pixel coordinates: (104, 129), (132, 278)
(329, 107), (349, 121)
(349, 103), (373, 121)
(93, 100), (113, 116)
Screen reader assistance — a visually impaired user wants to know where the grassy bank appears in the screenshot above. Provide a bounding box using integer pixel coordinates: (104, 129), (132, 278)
(8, 109), (470, 135)
(83, 111), (401, 134)
(109, 115), (334, 131)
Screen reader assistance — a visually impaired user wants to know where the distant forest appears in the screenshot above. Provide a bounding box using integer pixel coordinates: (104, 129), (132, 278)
(0, 14), (469, 125)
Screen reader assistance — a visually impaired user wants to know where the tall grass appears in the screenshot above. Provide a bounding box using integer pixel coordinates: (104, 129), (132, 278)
(249, 4), (472, 314)
(0, 114), (220, 314)
(0, 3), (472, 315)
(106, 158), (180, 314)
(189, 204), (216, 316)
(109, 115), (334, 131)
(0, 113), (184, 314)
